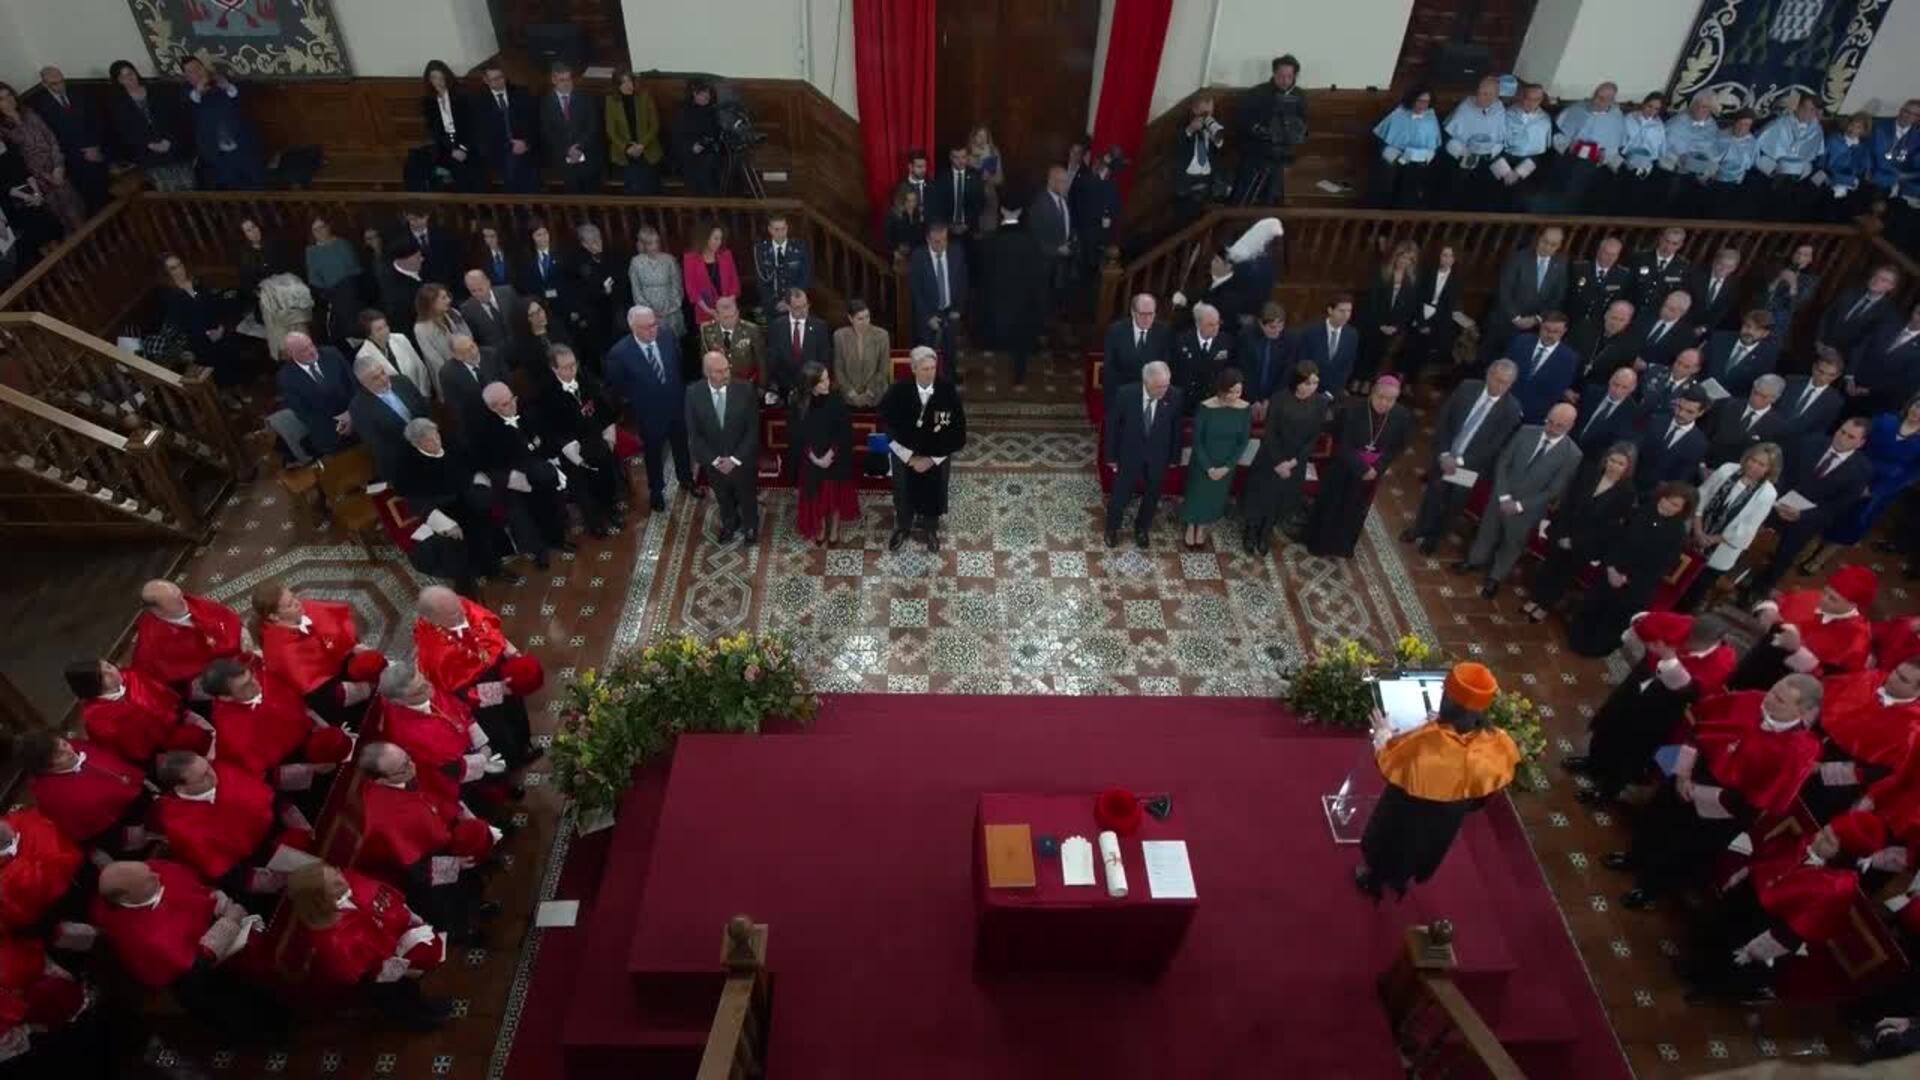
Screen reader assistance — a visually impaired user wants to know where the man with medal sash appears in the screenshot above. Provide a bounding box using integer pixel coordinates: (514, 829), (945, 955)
(879, 347), (967, 553)
(412, 586), (540, 770)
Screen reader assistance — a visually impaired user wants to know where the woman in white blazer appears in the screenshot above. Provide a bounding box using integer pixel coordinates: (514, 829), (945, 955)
(353, 308), (434, 400)
(411, 283), (472, 399)
(1681, 440), (1781, 610)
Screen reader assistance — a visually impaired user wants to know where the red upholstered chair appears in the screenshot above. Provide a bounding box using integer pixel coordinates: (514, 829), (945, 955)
(1086, 351), (1106, 426)
(1648, 549), (1706, 611)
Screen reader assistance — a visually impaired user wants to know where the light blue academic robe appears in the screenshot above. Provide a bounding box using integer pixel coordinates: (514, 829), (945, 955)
(1713, 131), (1758, 183)
(1662, 115), (1723, 176)
(1373, 107), (1441, 164)
(1444, 100), (1506, 162)
(1554, 103), (1625, 164)
(1502, 108), (1552, 158)
(1619, 114), (1667, 173)
(1755, 116), (1824, 178)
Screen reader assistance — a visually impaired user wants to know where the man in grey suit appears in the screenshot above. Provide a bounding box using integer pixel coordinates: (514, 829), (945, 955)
(1456, 402), (1582, 598)
(1482, 226), (1568, 360)
(685, 349), (761, 544)
(460, 270), (521, 358)
(1403, 359), (1523, 556)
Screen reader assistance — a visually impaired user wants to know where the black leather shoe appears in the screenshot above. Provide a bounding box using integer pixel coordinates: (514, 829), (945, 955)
(1601, 852), (1634, 872)
(1417, 538), (1438, 556)
(1255, 534), (1271, 556)
(532, 553), (551, 570)
(888, 529), (909, 551)
(1560, 755), (1592, 773)
(1479, 580), (1500, 600)
(1398, 527), (1418, 543)
(558, 540), (578, 554)
(1105, 529), (1120, 548)
(1620, 889), (1656, 911)
(925, 530), (941, 552)
(716, 527), (737, 544)
(742, 529), (759, 544)
(1135, 532), (1150, 550)
(1449, 560), (1477, 575)
(649, 492), (666, 513)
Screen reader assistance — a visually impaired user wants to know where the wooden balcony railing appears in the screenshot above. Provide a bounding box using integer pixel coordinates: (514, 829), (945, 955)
(0, 199), (150, 337)
(1096, 206), (1877, 343)
(0, 384), (210, 540)
(0, 312), (249, 478)
(697, 915), (771, 1080)
(1377, 924), (1526, 1080)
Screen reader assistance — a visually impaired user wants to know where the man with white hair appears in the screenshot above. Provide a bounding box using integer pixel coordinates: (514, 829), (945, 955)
(1458, 401), (1583, 598)
(469, 382), (573, 563)
(684, 350), (761, 544)
(412, 585), (537, 768)
(348, 352), (432, 481)
(878, 347), (968, 552)
(1704, 373), (1787, 467)
(274, 330), (356, 457)
(1103, 360), (1182, 548)
(1101, 292), (1171, 415)
(1171, 301), (1232, 411)
(389, 418), (513, 594)
(605, 304), (694, 512)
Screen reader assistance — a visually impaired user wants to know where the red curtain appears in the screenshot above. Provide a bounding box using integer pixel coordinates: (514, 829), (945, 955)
(1089, 0), (1175, 201)
(853, 0), (937, 234)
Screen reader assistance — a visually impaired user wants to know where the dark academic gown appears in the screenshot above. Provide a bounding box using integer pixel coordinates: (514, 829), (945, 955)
(1361, 722), (1521, 893)
(128, 594), (248, 694)
(1530, 477), (1635, 613)
(26, 744), (146, 847)
(878, 379), (968, 518)
(259, 600), (373, 731)
(0, 810), (83, 935)
(532, 373), (623, 531)
(389, 445), (513, 586)
(1565, 504), (1689, 657)
(1583, 637), (1735, 799)
(1728, 590), (1872, 691)
(1306, 400), (1412, 557)
(470, 412), (570, 553)
(978, 222), (1048, 357)
(412, 599), (533, 767)
(80, 668), (209, 766)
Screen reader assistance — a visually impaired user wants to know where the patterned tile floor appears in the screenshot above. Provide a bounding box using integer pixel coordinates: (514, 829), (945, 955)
(129, 353), (1916, 1078)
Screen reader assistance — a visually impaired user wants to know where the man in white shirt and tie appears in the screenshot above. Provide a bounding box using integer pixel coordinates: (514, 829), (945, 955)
(1634, 289), (1694, 370)
(479, 63), (536, 193)
(1702, 310), (1777, 399)
(275, 331), (357, 457)
(1847, 300), (1920, 416)
(1102, 293), (1169, 413)
(540, 61), (601, 193)
(1459, 403), (1583, 597)
(1744, 418), (1872, 601)
(910, 225), (969, 374)
(606, 305), (696, 511)
(1030, 166), (1077, 304)
(1686, 247), (1742, 338)
(683, 351), (760, 544)
(1405, 359), (1523, 555)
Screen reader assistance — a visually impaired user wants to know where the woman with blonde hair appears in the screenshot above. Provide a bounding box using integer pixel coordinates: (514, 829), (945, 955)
(1356, 240), (1421, 394)
(286, 861), (452, 1029)
(1679, 441), (1782, 611)
(412, 282), (471, 395)
(627, 224), (685, 337)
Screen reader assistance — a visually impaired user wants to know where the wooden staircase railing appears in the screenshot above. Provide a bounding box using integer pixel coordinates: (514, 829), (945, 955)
(697, 915), (771, 1080)
(0, 198), (150, 336)
(1378, 924), (1527, 1080)
(1096, 206), (1877, 343)
(0, 312), (250, 478)
(0, 385), (212, 540)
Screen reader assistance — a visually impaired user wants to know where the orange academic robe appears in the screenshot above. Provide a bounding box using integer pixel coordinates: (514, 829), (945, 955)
(81, 668), (210, 766)
(0, 810), (83, 933)
(149, 761), (279, 883)
(128, 594), (248, 690)
(27, 744), (145, 845)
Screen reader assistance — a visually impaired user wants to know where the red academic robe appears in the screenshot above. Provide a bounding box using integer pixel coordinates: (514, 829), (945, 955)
(376, 689), (480, 809)
(81, 668), (209, 765)
(1691, 691), (1823, 817)
(1744, 830), (1863, 944)
(1773, 590), (1872, 675)
(28, 743), (145, 845)
(1820, 671), (1920, 771)
(0, 938), (84, 1030)
(208, 673), (322, 773)
(128, 594), (248, 689)
(1868, 754), (1920, 847)
(413, 599), (510, 697)
(356, 782), (494, 878)
(0, 810), (82, 933)
(260, 601), (360, 696)
(149, 762), (277, 883)
(296, 870), (444, 990)
(88, 859), (218, 988)
(1874, 617), (1920, 671)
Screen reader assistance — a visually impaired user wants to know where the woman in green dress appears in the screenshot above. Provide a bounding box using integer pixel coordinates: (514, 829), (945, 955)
(1182, 366), (1253, 549)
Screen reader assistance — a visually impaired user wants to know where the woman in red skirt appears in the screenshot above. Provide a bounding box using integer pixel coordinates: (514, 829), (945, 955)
(793, 361), (858, 545)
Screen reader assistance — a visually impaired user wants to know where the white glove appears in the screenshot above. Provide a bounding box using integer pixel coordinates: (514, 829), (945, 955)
(475, 680), (507, 708)
(483, 752), (507, 775)
(376, 956), (411, 983)
(507, 470), (533, 493)
(471, 472), (492, 487)
(601, 423), (617, 449)
(1690, 784), (1732, 819)
(1819, 760), (1860, 786)
(1380, 146), (1403, 164)
(1811, 170), (1828, 187)
(1733, 930), (1791, 967)
(341, 682), (371, 706)
(461, 752), (491, 783)
(1171, 291), (1189, 308)
(562, 440), (585, 467)
(429, 855), (463, 886)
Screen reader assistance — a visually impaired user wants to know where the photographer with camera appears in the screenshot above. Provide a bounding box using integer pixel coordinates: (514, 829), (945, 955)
(1173, 95), (1225, 226)
(1234, 54), (1307, 206)
(673, 80), (724, 196)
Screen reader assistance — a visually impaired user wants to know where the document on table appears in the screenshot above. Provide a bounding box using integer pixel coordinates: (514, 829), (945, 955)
(1142, 840), (1197, 900)
(266, 843), (320, 873)
(1776, 490), (1816, 513)
(1375, 674), (1447, 733)
(1441, 467), (1478, 488)
(1700, 377), (1730, 402)
(536, 900), (581, 928)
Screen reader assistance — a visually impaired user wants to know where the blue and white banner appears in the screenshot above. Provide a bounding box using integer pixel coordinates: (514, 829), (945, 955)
(1670, 0), (1892, 115)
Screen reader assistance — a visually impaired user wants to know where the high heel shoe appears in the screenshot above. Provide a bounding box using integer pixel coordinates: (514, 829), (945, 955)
(1352, 863), (1384, 904)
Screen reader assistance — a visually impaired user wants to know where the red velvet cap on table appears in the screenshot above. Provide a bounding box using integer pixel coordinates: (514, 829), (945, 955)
(1094, 787), (1143, 836)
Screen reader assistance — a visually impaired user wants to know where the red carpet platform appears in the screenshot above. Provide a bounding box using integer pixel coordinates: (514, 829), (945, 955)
(519, 696), (1627, 1080)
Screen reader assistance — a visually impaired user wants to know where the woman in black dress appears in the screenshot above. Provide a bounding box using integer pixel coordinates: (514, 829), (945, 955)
(1565, 481), (1697, 658)
(1403, 244), (1462, 388)
(1522, 441), (1638, 623)
(159, 251), (256, 385)
(0, 129), (60, 271)
(1306, 376), (1413, 558)
(1355, 241), (1421, 394)
(514, 298), (571, 375)
(107, 60), (193, 191)
(883, 186), (925, 261)
(236, 216), (296, 302)
(1241, 361), (1329, 554)
(420, 59), (482, 192)
(793, 361), (857, 545)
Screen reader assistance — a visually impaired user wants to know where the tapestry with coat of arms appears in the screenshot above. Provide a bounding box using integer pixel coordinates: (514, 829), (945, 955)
(127, 0), (353, 77)
(1669, 0), (1890, 116)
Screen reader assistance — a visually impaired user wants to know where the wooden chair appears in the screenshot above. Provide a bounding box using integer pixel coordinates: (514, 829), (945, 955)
(312, 445), (383, 557)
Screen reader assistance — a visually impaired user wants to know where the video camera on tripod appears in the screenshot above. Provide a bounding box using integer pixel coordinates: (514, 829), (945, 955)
(688, 75), (770, 198)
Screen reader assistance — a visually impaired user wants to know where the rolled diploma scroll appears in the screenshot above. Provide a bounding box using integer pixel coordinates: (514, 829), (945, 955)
(1098, 830), (1128, 898)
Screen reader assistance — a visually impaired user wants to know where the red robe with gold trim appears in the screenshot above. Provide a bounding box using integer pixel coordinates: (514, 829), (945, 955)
(1692, 691), (1822, 817)
(1773, 590), (1872, 675)
(260, 601), (360, 696)
(0, 810), (82, 933)
(81, 668), (209, 765)
(1874, 617), (1920, 671)
(413, 600), (510, 697)
(149, 762), (276, 883)
(1745, 830), (1863, 944)
(128, 594), (248, 689)
(377, 689), (480, 810)
(1820, 671), (1920, 771)
(209, 674), (316, 773)
(356, 782), (493, 878)
(87, 859), (217, 988)
(296, 869), (444, 989)
(27, 744), (145, 845)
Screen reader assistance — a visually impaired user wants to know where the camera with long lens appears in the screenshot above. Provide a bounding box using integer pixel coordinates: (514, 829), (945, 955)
(716, 100), (768, 150)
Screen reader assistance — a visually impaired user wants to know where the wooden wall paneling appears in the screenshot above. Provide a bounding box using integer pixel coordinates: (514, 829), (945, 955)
(935, 0), (1103, 196)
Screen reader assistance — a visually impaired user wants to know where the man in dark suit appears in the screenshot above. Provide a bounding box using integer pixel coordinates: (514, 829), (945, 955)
(978, 207), (1048, 386)
(1623, 226), (1691, 310)
(471, 382), (570, 566)
(535, 344), (624, 537)
(398, 209), (459, 288)
(1102, 293), (1171, 415)
(1459, 404), (1583, 597)
(1847, 301), (1920, 417)
(459, 270), (521, 359)
(1700, 311), (1779, 400)
(29, 67), (109, 210)
(275, 332), (357, 458)
(477, 63), (539, 193)
(1633, 389), (1711, 493)
(377, 240), (427, 333)
(1571, 366), (1640, 458)
(1631, 289), (1693, 371)
(1740, 419), (1873, 602)
(765, 288), (831, 397)
(438, 334), (513, 442)
(1817, 265), (1901, 357)
(1028, 166), (1077, 303)
(684, 350), (761, 543)
(1103, 362), (1183, 548)
(1295, 293), (1359, 402)
(901, 149), (931, 220)
(1683, 248), (1743, 339)
(605, 306), (694, 512)
(1504, 311), (1579, 423)
(1237, 302), (1295, 411)
(1069, 149), (1122, 281)
(908, 225), (969, 374)
(518, 227), (571, 324)
(1704, 375), (1788, 468)
(1404, 359), (1523, 555)
(1777, 351), (1848, 472)
(1171, 303), (1234, 411)
(347, 355), (431, 481)
(752, 215), (812, 321)
(880, 348), (968, 551)
(1564, 236), (1632, 334)
(928, 144), (984, 237)
(1482, 227), (1568, 360)
(1567, 298), (1641, 391)
(539, 62), (601, 193)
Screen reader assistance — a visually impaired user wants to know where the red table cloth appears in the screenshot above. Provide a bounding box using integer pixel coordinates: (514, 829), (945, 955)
(973, 792), (1197, 979)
